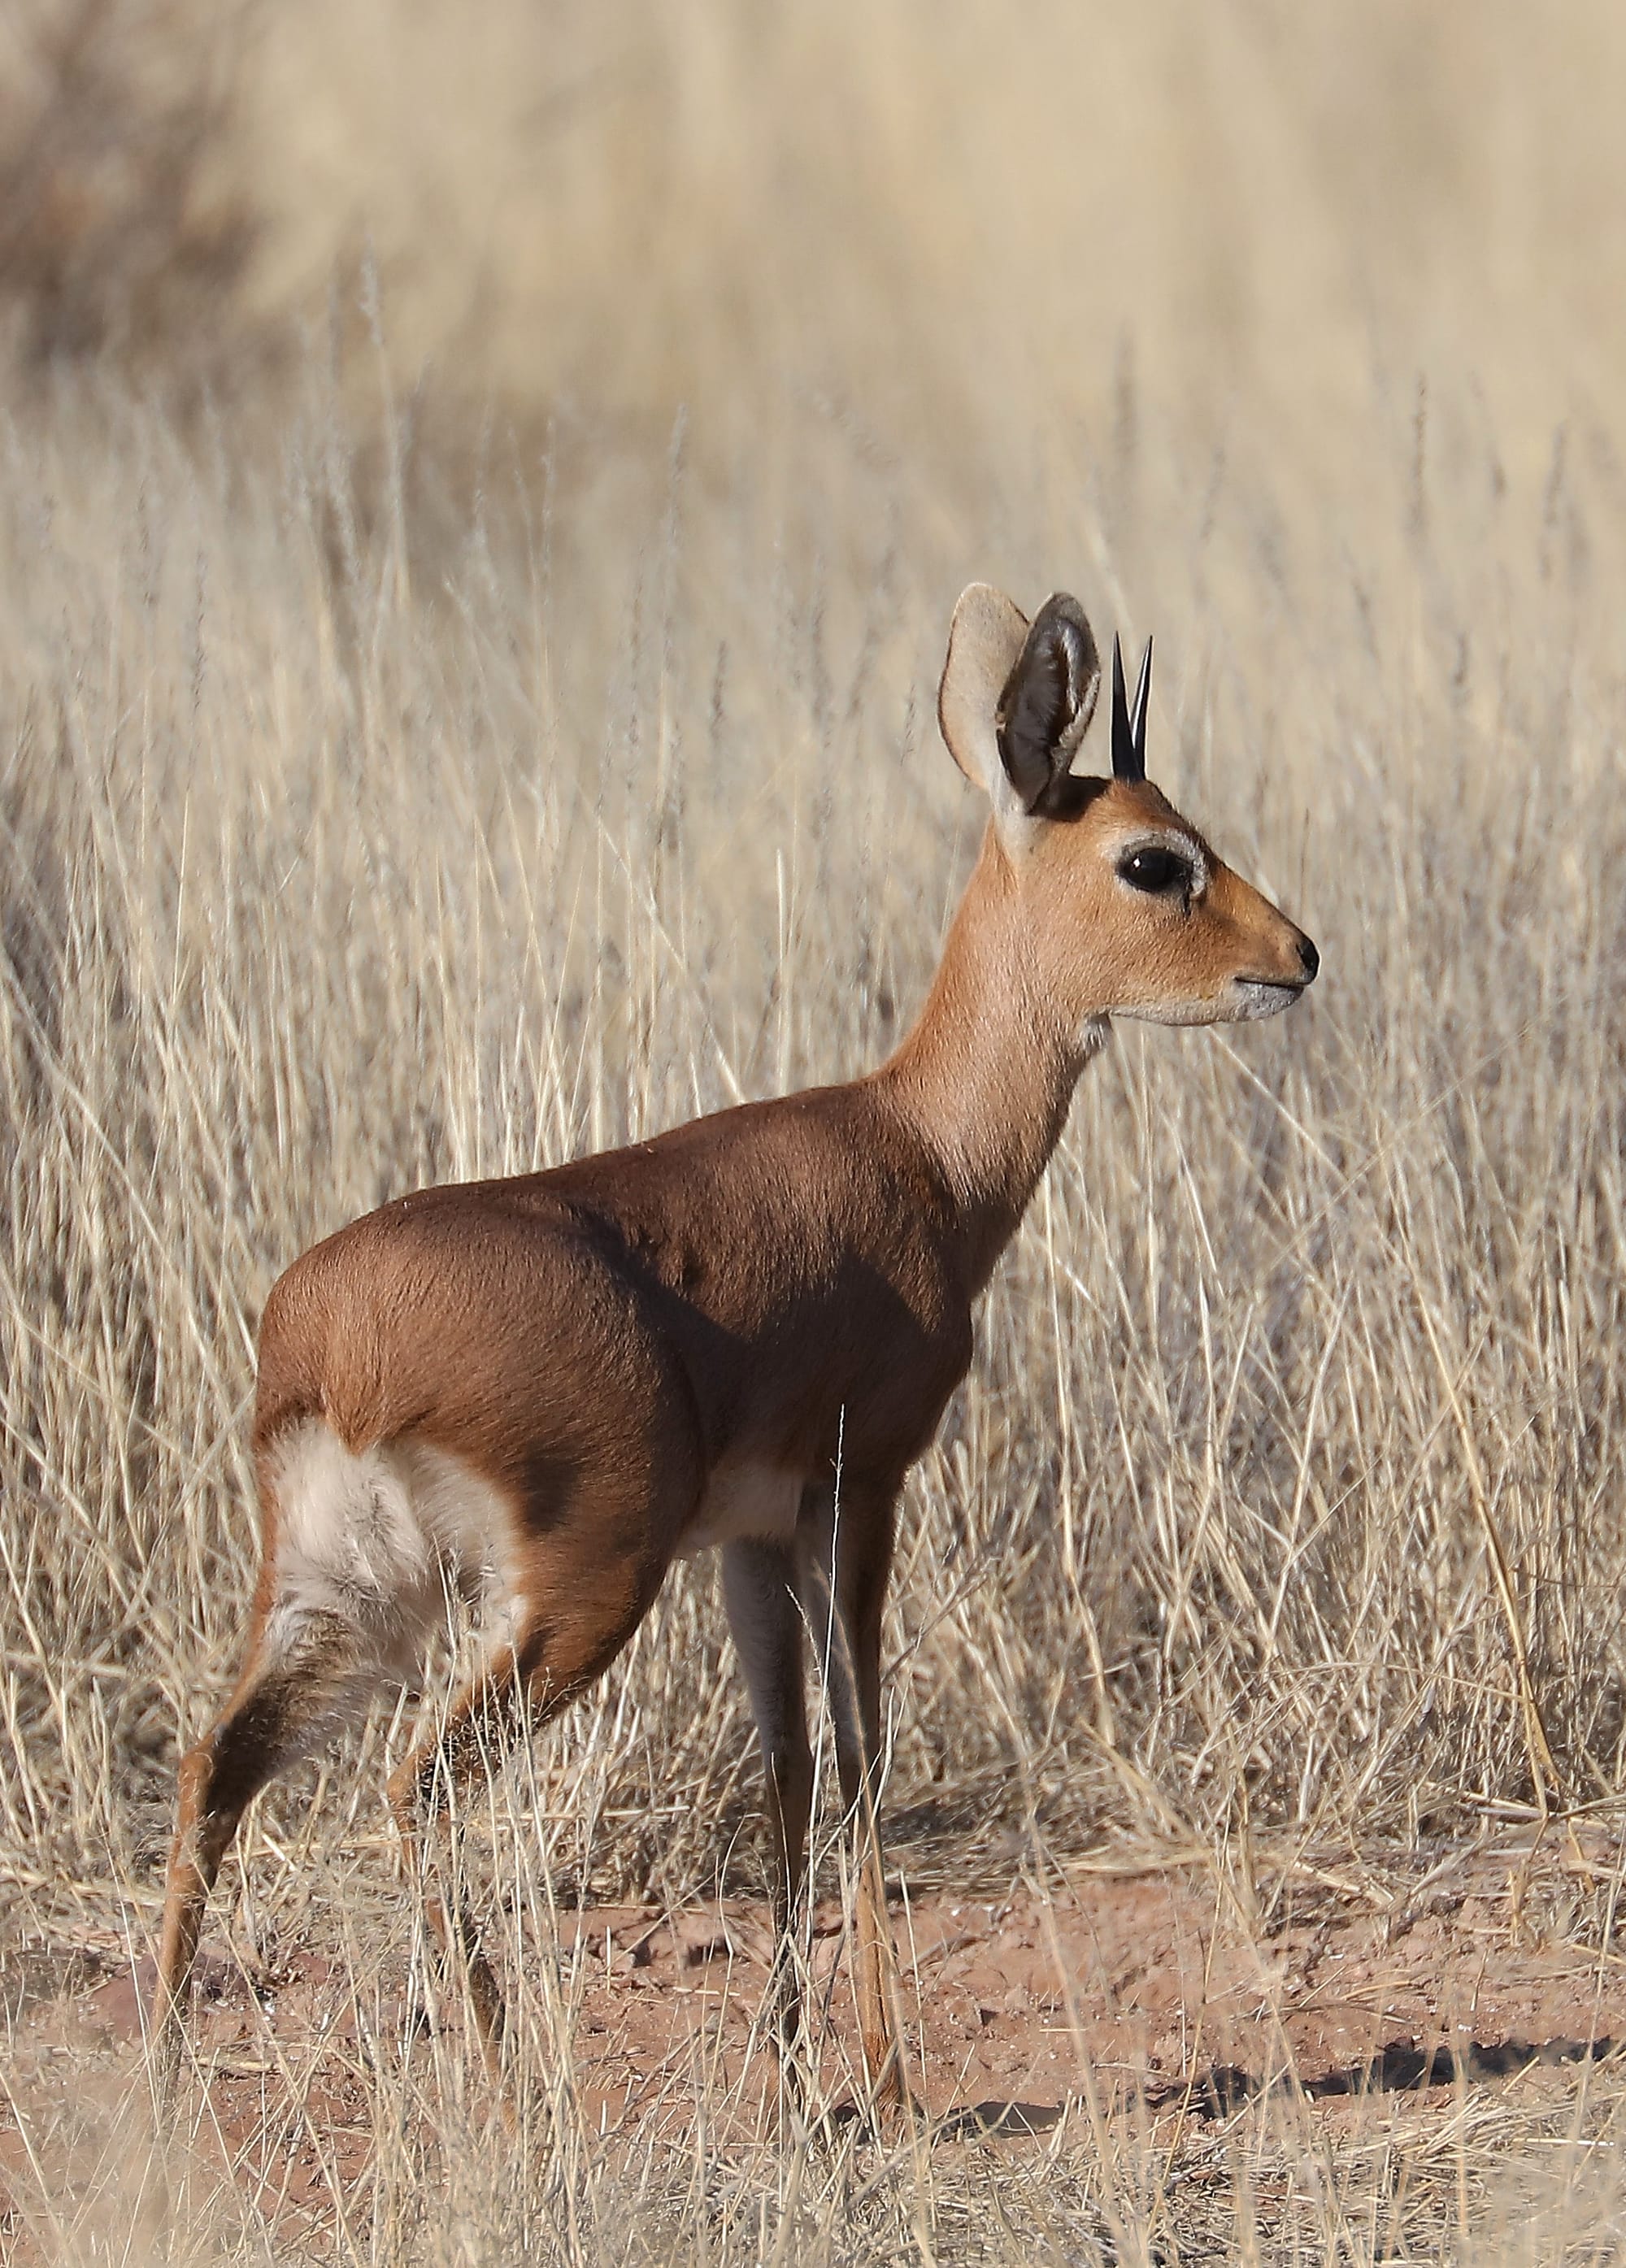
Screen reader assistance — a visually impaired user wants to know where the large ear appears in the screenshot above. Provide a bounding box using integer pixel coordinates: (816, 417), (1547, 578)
(938, 584), (1102, 823)
(937, 584), (1032, 812)
(995, 593), (1102, 814)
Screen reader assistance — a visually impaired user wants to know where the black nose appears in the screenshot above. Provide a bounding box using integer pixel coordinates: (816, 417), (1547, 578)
(1297, 934), (1319, 983)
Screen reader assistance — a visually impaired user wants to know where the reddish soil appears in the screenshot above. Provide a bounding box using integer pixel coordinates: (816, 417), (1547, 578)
(4, 1832), (1624, 2239)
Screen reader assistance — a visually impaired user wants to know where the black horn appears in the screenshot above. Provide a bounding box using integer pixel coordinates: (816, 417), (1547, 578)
(1129, 637), (1152, 773)
(1111, 633), (1152, 783)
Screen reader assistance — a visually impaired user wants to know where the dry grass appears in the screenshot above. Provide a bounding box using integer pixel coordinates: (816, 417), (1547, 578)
(3, 2), (1626, 2259)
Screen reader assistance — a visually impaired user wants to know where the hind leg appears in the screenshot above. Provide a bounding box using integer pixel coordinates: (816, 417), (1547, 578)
(386, 1627), (537, 2076)
(386, 1585), (663, 2086)
(154, 1604), (380, 2098)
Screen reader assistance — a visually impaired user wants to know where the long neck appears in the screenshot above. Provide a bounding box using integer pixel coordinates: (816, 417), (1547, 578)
(872, 826), (1102, 1293)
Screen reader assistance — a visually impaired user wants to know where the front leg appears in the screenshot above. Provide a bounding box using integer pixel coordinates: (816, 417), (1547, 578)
(798, 1478), (911, 2112)
(722, 1539), (814, 2053)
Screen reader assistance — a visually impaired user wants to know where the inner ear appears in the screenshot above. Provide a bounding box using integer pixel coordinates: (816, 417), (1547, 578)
(995, 593), (1101, 815)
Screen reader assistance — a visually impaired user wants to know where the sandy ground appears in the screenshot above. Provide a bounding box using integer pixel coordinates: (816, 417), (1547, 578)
(3, 1829), (1623, 2245)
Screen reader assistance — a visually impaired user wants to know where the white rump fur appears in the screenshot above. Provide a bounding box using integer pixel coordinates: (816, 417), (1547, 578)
(263, 1419), (519, 1678)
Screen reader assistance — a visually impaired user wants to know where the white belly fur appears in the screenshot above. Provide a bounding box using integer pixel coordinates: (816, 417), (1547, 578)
(676, 1462), (803, 1558)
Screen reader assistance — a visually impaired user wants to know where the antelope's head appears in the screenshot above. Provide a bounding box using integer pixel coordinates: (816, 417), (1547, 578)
(938, 583), (1318, 1037)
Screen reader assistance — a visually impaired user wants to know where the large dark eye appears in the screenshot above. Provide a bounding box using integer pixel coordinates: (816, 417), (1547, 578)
(1116, 845), (1192, 897)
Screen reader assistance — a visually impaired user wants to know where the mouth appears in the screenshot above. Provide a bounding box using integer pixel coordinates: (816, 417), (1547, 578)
(1228, 977), (1309, 1021)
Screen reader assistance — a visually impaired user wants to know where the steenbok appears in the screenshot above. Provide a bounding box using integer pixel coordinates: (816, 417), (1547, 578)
(155, 584), (1317, 2110)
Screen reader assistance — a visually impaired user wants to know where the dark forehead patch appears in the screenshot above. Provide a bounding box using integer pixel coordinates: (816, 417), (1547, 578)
(1031, 771), (1112, 823)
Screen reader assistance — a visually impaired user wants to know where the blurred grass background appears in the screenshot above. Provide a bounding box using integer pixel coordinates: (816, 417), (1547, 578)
(5, 3), (1626, 2259)
(6, 2), (1624, 481)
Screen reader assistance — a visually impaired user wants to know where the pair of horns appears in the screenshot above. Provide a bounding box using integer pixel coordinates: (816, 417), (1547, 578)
(1111, 634), (1153, 784)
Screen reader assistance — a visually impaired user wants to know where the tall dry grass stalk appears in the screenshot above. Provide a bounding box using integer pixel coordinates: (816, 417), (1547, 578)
(2, 2), (1626, 2258)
